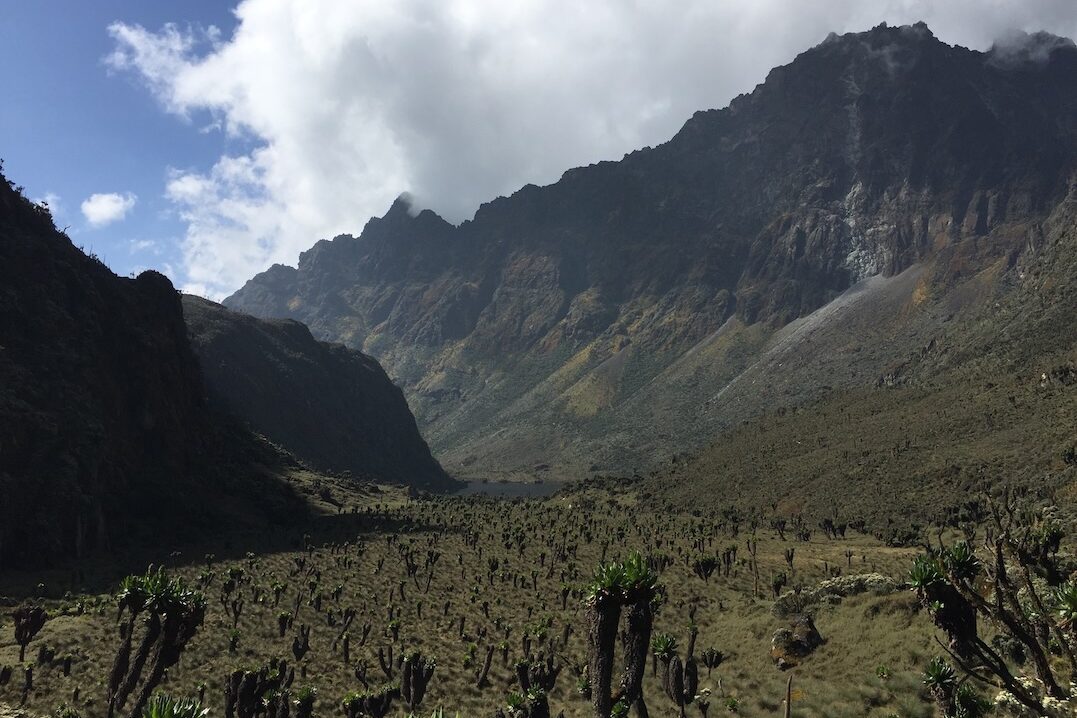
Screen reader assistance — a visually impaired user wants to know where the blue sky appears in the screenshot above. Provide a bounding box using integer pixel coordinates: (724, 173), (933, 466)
(3, 1), (1074, 298)
(0, 1), (239, 277)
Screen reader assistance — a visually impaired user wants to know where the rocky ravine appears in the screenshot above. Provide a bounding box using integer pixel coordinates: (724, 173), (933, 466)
(226, 24), (1077, 480)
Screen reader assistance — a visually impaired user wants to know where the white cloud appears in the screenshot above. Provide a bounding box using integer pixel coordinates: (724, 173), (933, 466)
(106, 0), (1077, 299)
(130, 239), (157, 253)
(81, 192), (138, 227)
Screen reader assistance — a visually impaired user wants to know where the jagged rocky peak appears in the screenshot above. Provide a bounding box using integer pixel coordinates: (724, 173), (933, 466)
(380, 191), (443, 222)
(288, 197), (453, 279)
(987, 29), (1077, 65)
(228, 262), (299, 318)
(821, 20), (936, 48)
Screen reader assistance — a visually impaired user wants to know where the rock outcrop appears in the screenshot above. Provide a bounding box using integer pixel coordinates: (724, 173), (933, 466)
(771, 615), (825, 669)
(182, 296), (454, 490)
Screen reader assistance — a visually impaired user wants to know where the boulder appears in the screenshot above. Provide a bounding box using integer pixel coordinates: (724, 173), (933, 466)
(771, 615), (824, 669)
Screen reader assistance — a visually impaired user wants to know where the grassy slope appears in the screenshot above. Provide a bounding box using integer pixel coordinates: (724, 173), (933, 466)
(648, 365), (1075, 531)
(645, 195), (1077, 530)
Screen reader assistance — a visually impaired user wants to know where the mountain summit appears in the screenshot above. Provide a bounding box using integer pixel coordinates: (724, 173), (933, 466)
(226, 24), (1077, 480)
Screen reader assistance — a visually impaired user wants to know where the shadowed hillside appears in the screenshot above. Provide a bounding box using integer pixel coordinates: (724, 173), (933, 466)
(0, 169), (311, 569)
(182, 296), (455, 490)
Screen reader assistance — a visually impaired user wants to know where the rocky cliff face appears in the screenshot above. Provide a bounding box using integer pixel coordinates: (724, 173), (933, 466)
(183, 296), (454, 490)
(0, 171), (306, 569)
(226, 24), (1077, 479)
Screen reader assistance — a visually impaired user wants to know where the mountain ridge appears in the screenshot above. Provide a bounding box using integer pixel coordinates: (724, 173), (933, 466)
(226, 23), (1077, 480)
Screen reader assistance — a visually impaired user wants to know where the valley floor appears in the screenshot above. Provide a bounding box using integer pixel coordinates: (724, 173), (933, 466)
(0, 478), (964, 718)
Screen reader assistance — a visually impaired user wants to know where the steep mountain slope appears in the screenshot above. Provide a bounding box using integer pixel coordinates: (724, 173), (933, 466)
(227, 24), (1077, 480)
(0, 170), (306, 569)
(645, 180), (1077, 528)
(182, 296), (454, 489)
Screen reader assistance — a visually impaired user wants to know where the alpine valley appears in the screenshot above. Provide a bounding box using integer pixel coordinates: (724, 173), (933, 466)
(2, 18), (1077, 718)
(228, 24), (1076, 505)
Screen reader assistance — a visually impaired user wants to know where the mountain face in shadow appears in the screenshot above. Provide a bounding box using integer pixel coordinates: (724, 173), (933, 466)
(0, 167), (451, 569)
(183, 296), (454, 490)
(0, 171), (309, 568)
(226, 24), (1076, 480)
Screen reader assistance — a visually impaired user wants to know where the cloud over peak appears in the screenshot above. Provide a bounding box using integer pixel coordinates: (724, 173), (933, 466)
(106, 0), (1077, 299)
